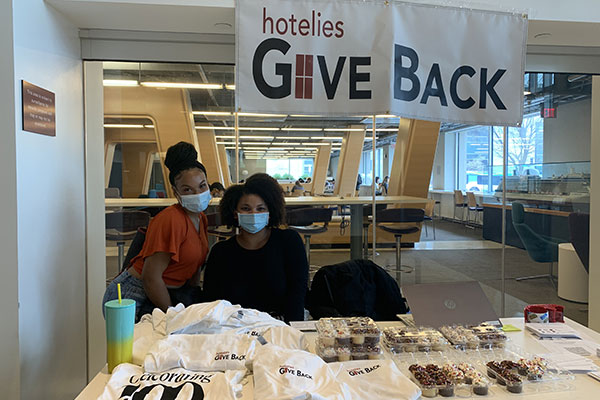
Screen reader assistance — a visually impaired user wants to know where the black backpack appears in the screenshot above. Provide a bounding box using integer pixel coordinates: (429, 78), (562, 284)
(307, 259), (409, 320)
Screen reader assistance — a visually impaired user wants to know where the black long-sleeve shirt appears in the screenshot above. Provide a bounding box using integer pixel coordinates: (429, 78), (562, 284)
(203, 228), (308, 322)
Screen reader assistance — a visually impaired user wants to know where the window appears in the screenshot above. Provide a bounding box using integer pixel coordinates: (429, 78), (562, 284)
(266, 158), (314, 180)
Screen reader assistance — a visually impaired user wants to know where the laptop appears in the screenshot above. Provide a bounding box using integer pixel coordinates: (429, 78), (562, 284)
(401, 281), (500, 328)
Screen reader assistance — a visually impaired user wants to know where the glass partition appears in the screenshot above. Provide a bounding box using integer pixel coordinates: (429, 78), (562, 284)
(99, 62), (594, 326)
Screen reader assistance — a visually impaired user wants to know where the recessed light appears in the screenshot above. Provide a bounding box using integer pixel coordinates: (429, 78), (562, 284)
(214, 22), (233, 28)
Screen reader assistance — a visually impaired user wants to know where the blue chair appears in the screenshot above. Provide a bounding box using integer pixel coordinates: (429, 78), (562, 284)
(511, 202), (565, 287)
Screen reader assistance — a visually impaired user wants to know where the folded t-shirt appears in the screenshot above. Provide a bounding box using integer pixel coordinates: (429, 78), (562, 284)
(98, 363), (245, 400)
(252, 344), (354, 400)
(330, 359), (422, 400)
(144, 334), (258, 373)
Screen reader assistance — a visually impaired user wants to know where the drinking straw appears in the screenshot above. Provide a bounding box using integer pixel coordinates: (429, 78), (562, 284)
(117, 283), (122, 304)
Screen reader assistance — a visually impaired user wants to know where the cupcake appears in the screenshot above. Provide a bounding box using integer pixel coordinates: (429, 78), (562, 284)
(336, 347), (351, 362)
(320, 347), (337, 363)
(472, 376), (489, 396)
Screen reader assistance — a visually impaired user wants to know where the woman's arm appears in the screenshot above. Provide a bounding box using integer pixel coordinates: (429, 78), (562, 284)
(141, 252), (172, 312)
(283, 231), (309, 321)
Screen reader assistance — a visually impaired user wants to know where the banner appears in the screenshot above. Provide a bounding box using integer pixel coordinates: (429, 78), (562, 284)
(236, 0), (528, 126)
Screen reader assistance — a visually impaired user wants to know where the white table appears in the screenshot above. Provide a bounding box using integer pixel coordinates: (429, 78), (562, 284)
(76, 317), (600, 399)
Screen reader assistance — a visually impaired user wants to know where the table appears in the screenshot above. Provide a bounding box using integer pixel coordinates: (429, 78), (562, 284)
(558, 243), (589, 303)
(76, 317), (600, 399)
(106, 196), (430, 260)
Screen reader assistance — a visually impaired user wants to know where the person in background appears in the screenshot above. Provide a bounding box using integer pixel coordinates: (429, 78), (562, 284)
(203, 173), (308, 322)
(356, 173), (362, 191)
(103, 142), (211, 321)
(305, 177), (312, 184)
(210, 182), (225, 198)
(375, 176), (382, 195)
(381, 176), (389, 195)
(292, 180), (304, 192)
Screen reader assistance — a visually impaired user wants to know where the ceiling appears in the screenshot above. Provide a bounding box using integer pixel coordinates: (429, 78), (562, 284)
(46, 1), (600, 47)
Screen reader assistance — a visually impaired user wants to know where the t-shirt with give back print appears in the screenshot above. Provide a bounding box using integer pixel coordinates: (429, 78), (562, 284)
(131, 204), (209, 287)
(98, 364), (244, 400)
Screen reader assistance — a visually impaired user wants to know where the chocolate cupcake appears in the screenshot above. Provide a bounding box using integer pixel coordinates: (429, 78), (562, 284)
(472, 377), (489, 396)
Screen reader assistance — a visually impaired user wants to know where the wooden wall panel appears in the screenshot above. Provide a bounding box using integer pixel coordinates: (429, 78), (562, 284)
(104, 86), (199, 197)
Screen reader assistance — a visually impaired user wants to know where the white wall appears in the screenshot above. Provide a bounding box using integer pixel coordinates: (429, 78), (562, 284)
(543, 99), (592, 163)
(13, 1), (87, 399)
(0, 0), (20, 398)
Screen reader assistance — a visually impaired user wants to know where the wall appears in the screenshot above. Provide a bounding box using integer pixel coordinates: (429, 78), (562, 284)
(13, 1), (87, 399)
(543, 98), (591, 163)
(0, 0), (20, 398)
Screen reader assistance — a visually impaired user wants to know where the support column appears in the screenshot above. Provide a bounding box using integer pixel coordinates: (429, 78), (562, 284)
(217, 144), (232, 187)
(196, 129), (224, 185)
(334, 126), (365, 197)
(589, 76), (600, 332)
(312, 143), (332, 195)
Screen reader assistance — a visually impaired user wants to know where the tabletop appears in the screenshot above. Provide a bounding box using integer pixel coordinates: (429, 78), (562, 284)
(75, 317), (600, 399)
(105, 195), (431, 208)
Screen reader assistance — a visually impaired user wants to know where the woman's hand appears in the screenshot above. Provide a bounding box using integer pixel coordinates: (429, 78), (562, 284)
(141, 252), (172, 312)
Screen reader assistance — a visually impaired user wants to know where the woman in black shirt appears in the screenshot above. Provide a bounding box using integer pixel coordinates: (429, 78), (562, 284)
(203, 173), (308, 321)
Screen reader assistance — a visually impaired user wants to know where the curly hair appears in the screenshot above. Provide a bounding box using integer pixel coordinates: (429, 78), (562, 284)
(220, 173), (286, 228)
(164, 141), (207, 185)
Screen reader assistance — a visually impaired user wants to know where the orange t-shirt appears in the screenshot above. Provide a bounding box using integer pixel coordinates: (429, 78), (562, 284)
(131, 204), (209, 287)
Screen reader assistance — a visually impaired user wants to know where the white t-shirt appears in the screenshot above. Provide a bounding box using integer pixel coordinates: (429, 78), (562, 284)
(330, 360), (422, 400)
(98, 363), (245, 400)
(144, 334), (258, 373)
(252, 344), (354, 400)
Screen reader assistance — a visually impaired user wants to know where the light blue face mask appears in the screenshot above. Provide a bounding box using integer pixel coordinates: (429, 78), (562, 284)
(237, 212), (269, 234)
(179, 190), (211, 213)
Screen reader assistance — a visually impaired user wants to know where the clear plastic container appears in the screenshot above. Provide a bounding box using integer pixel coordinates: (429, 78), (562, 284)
(315, 317), (381, 362)
(439, 325), (481, 350)
(384, 327), (449, 353)
(468, 323), (508, 348)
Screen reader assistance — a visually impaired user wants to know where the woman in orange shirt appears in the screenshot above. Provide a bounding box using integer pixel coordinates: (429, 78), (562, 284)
(103, 142), (211, 320)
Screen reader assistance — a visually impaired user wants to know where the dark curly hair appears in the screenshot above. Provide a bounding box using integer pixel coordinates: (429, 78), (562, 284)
(220, 173), (286, 228)
(164, 141), (207, 185)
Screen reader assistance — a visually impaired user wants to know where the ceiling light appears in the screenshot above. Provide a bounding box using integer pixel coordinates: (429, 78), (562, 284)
(524, 91), (531, 95)
(103, 79), (139, 87)
(280, 127), (323, 131)
(237, 112), (287, 117)
(193, 111), (232, 116)
(239, 136), (275, 140)
(303, 142), (331, 146)
(215, 135), (234, 139)
(144, 124), (155, 129)
(103, 124), (145, 128)
(141, 82), (223, 89)
(273, 136), (308, 140)
(225, 84), (235, 90)
(195, 126), (234, 130)
(242, 146), (271, 150)
(288, 114), (323, 117)
(238, 127), (280, 131)
(324, 128), (364, 132)
(312, 136), (343, 140)
(366, 128), (398, 132)
(375, 114), (398, 118)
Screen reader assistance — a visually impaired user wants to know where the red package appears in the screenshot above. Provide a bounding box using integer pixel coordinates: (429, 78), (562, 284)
(524, 304), (564, 323)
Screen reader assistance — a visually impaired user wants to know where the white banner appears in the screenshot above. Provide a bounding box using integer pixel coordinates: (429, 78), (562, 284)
(236, 0), (528, 126)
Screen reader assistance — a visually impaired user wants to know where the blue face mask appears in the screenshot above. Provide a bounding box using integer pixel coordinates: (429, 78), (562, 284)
(179, 190), (211, 213)
(237, 212), (269, 234)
